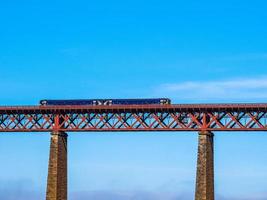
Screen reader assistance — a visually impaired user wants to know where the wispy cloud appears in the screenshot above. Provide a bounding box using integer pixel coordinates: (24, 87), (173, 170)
(221, 53), (267, 61)
(70, 190), (192, 200)
(0, 187), (266, 200)
(217, 193), (267, 200)
(155, 76), (267, 103)
(70, 190), (267, 200)
(0, 180), (43, 200)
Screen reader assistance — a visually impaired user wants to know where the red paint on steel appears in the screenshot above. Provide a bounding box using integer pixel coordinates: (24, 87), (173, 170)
(0, 104), (267, 132)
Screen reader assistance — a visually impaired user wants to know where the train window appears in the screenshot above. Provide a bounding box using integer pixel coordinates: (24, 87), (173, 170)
(160, 99), (166, 105)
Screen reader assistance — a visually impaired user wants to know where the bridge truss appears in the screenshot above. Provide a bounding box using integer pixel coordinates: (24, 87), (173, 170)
(1, 104), (267, 132)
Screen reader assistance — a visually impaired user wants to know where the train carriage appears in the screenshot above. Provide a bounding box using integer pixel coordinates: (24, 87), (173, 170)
(40, 98), (171, 106)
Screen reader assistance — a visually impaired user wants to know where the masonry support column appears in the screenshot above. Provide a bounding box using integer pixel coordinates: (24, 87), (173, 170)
(195, 131), (214, 200)
(46, 131), (68, 200)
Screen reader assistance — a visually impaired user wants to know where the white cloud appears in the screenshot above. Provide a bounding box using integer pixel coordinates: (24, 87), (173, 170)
(155, 77), (267, 103)
(221, 53), (267, 61)
(1, 189), (266, 200)
(70, 190), (192, 200)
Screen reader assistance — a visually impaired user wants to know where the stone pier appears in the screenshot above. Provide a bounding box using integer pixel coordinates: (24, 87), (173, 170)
(46, 131), (68, 200)
(195, 131), (214, 200)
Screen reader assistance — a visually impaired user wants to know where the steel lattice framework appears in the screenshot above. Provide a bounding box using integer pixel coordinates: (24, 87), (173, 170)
(1, 104), (267, 132)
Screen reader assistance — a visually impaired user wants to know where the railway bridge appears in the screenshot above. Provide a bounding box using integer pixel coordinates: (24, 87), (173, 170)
(1, 103), (267, 200)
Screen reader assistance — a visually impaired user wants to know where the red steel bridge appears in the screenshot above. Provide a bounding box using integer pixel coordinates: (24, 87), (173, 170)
(1, 103), (267, 200)
(1, 104), (267, 132)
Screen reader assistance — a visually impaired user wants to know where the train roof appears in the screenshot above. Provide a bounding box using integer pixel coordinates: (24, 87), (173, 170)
(41, 98), (170, 101)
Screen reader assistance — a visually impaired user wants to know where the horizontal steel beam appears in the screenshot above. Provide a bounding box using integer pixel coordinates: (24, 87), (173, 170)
(1, 103), (267, 113)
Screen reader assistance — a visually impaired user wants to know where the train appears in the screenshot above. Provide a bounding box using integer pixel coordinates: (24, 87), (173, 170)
(40, 98), (171, 106)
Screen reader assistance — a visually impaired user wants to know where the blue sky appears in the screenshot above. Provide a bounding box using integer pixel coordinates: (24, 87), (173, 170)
(0, 0), (267, 199)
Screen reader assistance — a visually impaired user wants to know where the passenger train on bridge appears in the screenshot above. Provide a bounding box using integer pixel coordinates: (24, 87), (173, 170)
(40, 98), (171, 106)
